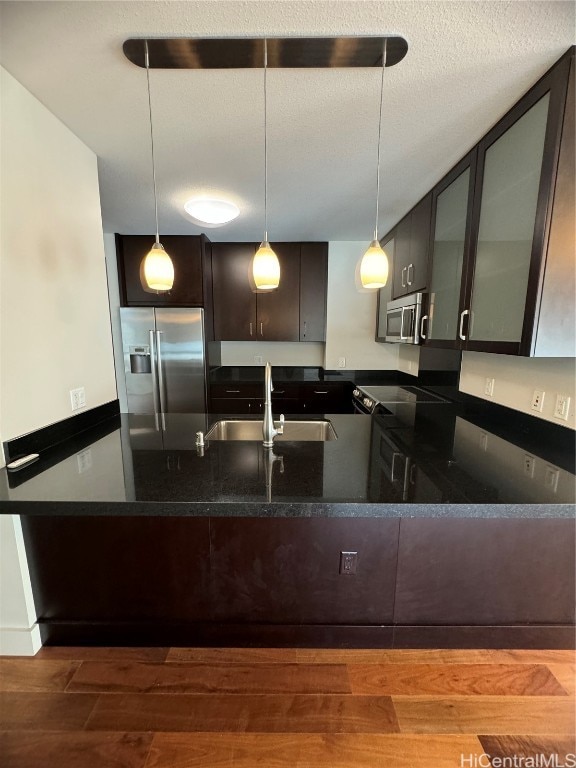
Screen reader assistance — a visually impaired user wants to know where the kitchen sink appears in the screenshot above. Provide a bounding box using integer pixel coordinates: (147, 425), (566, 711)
(205, 419), (338, 442)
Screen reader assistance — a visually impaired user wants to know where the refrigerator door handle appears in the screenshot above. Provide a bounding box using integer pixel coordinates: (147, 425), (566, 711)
(149, 330), (162, 416)
(155, 330), (167, 413)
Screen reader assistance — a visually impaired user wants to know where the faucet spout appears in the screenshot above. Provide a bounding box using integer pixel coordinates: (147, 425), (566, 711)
(262, 362), (283, 446)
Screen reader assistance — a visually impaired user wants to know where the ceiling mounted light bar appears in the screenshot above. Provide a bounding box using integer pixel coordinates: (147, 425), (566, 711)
(123, 36), (408, 69)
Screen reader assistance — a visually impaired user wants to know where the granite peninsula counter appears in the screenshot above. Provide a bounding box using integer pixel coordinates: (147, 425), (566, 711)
(1, 407), (574, 648)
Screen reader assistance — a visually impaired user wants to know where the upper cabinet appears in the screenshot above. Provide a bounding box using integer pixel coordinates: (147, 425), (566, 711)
(391, 194), (432, 299)
(116, 234), (212, 309)
(397, 47), (574, 357)
(212, 241), (328, 342)
(422, 152), (477, 347)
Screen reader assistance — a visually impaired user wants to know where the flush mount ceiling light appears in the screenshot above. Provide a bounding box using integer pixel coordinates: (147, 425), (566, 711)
(184, 198), (240, 227)
(140, 40), (174, 294)
(359, 38), (390, 290)
(252, 38), (280, 292)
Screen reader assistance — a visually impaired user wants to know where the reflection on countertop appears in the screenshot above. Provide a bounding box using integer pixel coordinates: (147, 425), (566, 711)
(0, 402), (574, 516)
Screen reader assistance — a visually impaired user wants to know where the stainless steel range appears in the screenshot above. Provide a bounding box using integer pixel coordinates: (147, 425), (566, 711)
(352, 384), (448, 414)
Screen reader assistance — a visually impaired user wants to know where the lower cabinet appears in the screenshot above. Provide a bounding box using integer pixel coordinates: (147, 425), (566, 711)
(209, 380), (352, 415)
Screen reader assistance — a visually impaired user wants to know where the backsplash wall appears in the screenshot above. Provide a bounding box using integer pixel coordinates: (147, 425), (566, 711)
(460, 352), (575, 430)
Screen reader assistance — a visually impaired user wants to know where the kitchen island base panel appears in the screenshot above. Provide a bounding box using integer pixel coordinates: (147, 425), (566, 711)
(36, 622), (575, 650)
(20, 515), (574, 650)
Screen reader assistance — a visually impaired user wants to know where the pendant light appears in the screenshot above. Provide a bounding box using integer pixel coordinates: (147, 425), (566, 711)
(140, 39), (174, 293)
(360, 38), (389, 290)
(252, 38), (280, 291)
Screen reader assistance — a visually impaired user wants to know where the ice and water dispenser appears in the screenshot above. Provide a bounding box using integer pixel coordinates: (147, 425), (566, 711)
(129, 346), (152, 374)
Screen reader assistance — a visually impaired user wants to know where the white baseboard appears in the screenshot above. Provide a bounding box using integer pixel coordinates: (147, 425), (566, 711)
(0, 624), (42, 656)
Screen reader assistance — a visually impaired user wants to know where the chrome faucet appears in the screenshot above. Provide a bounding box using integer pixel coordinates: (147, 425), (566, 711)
(262, 362), (284, 447)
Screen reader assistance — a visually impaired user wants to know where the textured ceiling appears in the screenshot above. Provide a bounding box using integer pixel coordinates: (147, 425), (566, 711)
(0, 1), (573, 242)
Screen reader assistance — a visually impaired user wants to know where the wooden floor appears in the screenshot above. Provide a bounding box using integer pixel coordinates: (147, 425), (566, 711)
(1, 647), (574, 767)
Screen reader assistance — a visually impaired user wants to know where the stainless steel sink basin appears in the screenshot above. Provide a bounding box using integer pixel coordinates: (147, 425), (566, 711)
(205, 419), (337, 442)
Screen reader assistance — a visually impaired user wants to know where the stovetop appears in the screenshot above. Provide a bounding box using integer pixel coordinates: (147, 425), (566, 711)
(355, 385), (448, 404)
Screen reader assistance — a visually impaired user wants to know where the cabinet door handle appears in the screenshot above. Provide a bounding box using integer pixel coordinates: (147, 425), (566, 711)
(303, 320), (307, 338)
(407, 263), (414, 285)
(260, 322), (264, 337)
(314, 390), (329, 394)
(459, 309), (470, 341)
(401, 266), (407, 287)
(420, 314), (428, 340)
(249, 322), (253, 336)
(225, 389), (240, 394)
(274, 390), (285, 394)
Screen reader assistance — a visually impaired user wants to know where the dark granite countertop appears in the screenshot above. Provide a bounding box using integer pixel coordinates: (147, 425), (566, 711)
(0, 401), (573, 517)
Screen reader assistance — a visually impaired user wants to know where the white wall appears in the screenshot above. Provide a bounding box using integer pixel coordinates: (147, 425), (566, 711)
(103, 233), (128, 412)
(218, 341), (324, 367)
(0, 67), (117, 441)
(325, 242), (399, 370)
(397, 346), (420, 377)
(0, 67), (118, 654)
(460, 352), (576, 430)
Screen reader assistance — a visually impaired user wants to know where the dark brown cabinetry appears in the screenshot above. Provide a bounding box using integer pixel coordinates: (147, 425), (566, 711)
(418, 48), (574, 356)
(211, 242), (328, 342)
(209, 380), (351, 415)
(211, 242), (257, 340)
(210, 518), (399, 625)
(22, 513), (573, 647)
(116, 234), (212, 309)
(210, 382), (263, 414)
(300, 242), (328, 341)
(394, 518), (575, 626)
(391, 194), (432, 300)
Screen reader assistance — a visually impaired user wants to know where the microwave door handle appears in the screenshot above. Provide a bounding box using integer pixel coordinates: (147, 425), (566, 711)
(420, 314), (428, 340)
(399, 307), (408, 340)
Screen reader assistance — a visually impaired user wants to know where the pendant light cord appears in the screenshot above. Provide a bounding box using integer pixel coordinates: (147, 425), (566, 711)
(374, 37), (387, 242)
(263, 38), (269, 242)
(144, 40), (160, 245)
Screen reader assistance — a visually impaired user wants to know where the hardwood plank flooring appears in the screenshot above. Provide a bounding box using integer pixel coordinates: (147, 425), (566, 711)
(145, 732), (488, 768)
(66, 661), (351, 695)
(85, 693), (399, 734)
(0, 658), (80, 692)
(0, 732), (152, 768)
(348, 662), (567, 696)
(478, 735), (576, 762)
(0, 647), (573, 767)
(392, 695), (576, 734)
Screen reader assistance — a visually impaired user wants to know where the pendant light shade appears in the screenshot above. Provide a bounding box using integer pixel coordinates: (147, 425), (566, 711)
(253, 241), (281, 290)
(141, 242), (175, 292)
(141, 39), (174, 293)
(360, 239), (389, 289)
(359, 38), (389, 290)
(252, 38), (280, 291)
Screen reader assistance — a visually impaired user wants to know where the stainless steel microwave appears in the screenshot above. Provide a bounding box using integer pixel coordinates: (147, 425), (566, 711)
(379, 292), (425, 344)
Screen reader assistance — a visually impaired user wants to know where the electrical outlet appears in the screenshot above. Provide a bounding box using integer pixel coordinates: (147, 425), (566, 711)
(337, 356), (346, 369)
(70, 387), (86, 411)
(531, 389), (545, 412)
(339, 551), (358, 575)
(484, 377), (495, 396)
(523, 454), (536, 478)
(554, 394), (571, 421)
(544, 465), (560, 493)
(254, 355), (263, 364)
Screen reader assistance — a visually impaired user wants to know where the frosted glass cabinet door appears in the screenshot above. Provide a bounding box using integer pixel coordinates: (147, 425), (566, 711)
(428, 167), (470, 342)
(469, 94), (550, 343)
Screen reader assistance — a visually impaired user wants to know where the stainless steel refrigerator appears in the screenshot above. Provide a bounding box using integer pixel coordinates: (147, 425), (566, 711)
(119, 308), (206, 414)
